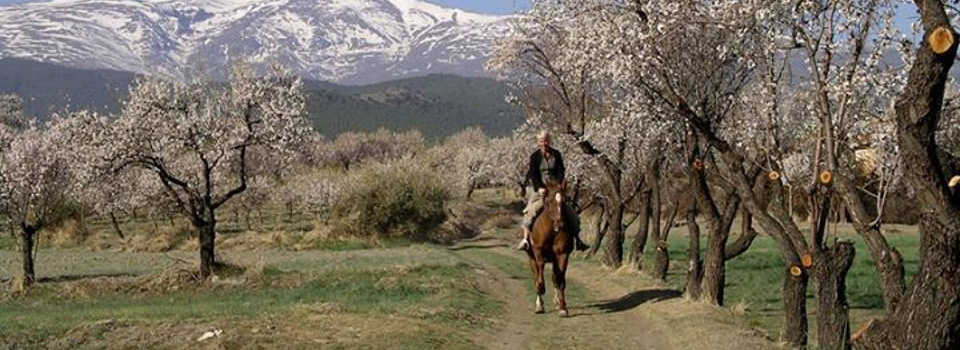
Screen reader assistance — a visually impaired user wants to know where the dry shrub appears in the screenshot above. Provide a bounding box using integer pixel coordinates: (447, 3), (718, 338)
(46, 219), (92, 247)
(58, 276), (132, 298)
(730, 299), (750, 317)
(126, 224), (191, 252)
(331, 159), (450, 241)
(218, 231), (291, 251)
(298, 226), (335, 244)
(127, 232), (177, 253)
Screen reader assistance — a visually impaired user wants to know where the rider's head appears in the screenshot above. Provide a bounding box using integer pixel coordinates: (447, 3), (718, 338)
(537, 130), (551, 153)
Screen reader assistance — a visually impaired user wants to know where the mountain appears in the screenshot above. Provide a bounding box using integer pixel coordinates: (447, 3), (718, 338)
(0, 0), (512, 84)
(304, 74), (522, 139)
(0, 58), (523, 139)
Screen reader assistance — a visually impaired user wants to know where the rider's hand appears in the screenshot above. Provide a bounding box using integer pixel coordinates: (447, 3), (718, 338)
(538, 188), (547, 197)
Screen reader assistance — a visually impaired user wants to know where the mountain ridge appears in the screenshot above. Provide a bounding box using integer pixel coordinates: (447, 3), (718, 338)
(0, 0), (512, 84)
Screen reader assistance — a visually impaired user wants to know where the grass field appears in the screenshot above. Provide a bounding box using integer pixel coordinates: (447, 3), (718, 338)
(0, 190), (922, 349)
(0, 244), (499, 349)
(605, 219), (920, 344)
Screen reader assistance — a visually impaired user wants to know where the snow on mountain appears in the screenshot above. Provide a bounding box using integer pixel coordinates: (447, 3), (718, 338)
(0, 0), (513, 84)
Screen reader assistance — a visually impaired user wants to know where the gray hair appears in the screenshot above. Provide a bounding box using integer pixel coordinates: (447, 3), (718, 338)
(537, 130), (550, 140)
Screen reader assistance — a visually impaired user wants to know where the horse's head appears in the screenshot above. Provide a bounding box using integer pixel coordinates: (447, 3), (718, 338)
(544, 181), (567, 232)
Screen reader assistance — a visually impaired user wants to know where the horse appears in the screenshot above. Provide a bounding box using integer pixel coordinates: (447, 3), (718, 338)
(525, 180), (574, 317)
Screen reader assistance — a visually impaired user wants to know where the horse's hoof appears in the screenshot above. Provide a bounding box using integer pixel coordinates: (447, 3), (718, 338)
(535, 308), (545, 314)
(558, 310), (569, 318)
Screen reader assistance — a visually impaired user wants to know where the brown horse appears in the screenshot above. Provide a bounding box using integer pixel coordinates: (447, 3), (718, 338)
(526, 181), (574, 317)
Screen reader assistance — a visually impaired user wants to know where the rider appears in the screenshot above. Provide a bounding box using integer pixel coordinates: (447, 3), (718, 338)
(516, 130), (590, 251)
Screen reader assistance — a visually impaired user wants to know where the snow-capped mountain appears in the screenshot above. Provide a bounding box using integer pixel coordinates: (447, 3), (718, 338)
(0, 0), (512, 84)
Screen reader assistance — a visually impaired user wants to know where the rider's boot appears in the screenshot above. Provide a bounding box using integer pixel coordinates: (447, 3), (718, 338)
(516, 227), (531, 250)
(574, 235), (590, 252)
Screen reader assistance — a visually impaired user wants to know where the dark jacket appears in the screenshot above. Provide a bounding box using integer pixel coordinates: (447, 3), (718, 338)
(526, 148), (565, 191)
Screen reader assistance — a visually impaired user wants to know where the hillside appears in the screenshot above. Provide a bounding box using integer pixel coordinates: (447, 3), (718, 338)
(0, 58), (523, 139)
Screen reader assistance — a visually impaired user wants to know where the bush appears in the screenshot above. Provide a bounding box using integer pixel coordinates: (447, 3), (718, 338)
(331, 159), (450, 241)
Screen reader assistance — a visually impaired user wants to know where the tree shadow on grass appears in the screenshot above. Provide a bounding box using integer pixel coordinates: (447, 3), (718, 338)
(567, 289), (682, 317)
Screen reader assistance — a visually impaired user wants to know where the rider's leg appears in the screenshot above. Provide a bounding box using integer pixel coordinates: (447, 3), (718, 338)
(562, 201), (589, 251)
(517, 196), (543, 250)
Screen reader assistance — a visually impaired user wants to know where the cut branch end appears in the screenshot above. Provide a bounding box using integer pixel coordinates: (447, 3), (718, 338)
(819, 171), (833, 186)
(929, 27), (955, 55)
(800, 253), (813, 268)
(768, 171), (781, 182)
(949, 175), (960, 188)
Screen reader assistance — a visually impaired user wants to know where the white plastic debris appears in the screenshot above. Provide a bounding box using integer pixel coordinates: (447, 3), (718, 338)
(197, 329), (223, 342)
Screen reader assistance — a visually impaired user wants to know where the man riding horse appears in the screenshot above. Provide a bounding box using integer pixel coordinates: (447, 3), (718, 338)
(516, 130), (590, 252)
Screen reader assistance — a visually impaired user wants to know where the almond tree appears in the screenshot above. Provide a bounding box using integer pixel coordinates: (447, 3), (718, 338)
(855, 0), (960, 348)
(776, 1), (910, 323)
(489, 131), (530, 197)
(326, 129), (425, 170)
(444, 127), (495, 199)
(70, 66), (312, 278)
(0, 113), (76, 288)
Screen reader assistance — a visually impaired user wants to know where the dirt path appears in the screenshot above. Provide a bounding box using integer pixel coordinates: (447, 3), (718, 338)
(451, 234), (774, 350)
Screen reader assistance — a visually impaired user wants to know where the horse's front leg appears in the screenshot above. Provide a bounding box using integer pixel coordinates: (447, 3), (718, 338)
(530, 256), (546, 314)
(553, 253), (569, 317)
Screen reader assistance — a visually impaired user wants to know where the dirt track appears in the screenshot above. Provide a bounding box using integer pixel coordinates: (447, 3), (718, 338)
(451, 234), (774, 350)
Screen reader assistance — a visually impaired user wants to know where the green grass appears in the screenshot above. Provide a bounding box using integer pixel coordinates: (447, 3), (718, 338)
(0, 233), (14, 251)
(636, 223), (920, 342)
(0, 261), (500, 343)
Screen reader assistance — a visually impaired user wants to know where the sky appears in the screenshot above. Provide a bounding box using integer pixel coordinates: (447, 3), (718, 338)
(0, 0), (533, 13)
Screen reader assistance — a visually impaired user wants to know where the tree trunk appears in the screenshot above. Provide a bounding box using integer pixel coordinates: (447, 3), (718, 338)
(587, 203), (608, 258)
(109, 212), (125, 239)
(835, 174), (906, 310)
(783, 267), (810, 348)
(856, 2), (960, 348)
(856, 219), (960, 349)
(815, 242), (855, 350)
(650, 179), (669, 281)
(685, 202), (702, 299)
(628, 190), (652, 270)
(604, 203), (625, 268)
(724, 213), (758, 260)
(700, 192), (738, 306)
(196, 211), (218, 279)
(466, 180), (477, 200)
(700, 223), (725, 304)
(20, 226), (37, 288)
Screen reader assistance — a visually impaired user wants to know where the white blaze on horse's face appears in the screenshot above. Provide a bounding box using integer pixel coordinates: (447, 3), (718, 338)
(552, 192), (564, 232)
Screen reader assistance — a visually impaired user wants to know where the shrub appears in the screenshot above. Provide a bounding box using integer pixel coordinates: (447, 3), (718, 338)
(331, 159), (450, 241)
